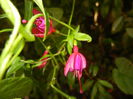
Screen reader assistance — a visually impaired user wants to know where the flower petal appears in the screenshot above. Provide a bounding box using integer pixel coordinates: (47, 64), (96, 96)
(74, 54), (82, 70)
(79, 53), (86, 69)
(32, 27), (41, 34)
(37, 61), (47, 69)
(37, 50), (49, 69)
(34, 34), (44, 38)
(64, 53), (75, 76)
(32, 9), (41, 15)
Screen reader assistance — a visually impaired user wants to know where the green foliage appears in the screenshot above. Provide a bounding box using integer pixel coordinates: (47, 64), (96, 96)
(89, 64), (99, 77)
(126, 28), (133, 38)
(0, 0), (133, 98)
(111, 16), (123, 33)
(6, 57), (24, 77)
(113, 57), (133, 95)
(0, 77), (33, 99)
(74, 32), (92, 42)
(82, 79), (94, 92)
(98, 80), (113, 89)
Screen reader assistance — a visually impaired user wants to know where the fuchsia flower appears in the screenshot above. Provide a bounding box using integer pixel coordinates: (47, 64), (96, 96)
(64, 45), (87, 94)
(32, 9), (56, 38)
(37, 50), (49, 69)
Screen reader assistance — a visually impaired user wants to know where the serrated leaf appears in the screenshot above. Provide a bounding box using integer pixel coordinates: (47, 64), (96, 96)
(74, 32), (92, 42)
(0, 77), (33, 99)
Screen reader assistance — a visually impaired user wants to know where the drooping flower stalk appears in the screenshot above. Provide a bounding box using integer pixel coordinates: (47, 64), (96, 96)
(64, 45), (87, 93)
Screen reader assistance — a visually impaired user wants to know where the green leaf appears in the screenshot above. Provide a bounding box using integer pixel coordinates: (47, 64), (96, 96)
(0, 77), (33, 99)
(97, 83), (113, 99)
(126, 28), (133, 38)
(67, 33), (74, 54)
(74, 32), (92, 42)
(89, 64), (99, 77)
(24, 0), (33, 20)
(67, 34), (74, 47)
(67, 42), (72, 54)
(91, 83), (98, 99)
(97, 83), (106, 94)
(6, 57), (24, 77)
(82, 80), (94, 91)
(115, 57), (133, 75)
(67, 73), (75, 87)
(113, 69), (133, 95)
(113, 57), (133, 95)
(100, 0), (110, 18)
(92, 65), (99, 77)
(111, 16), (123, 33)
(98, 80), (113, 89)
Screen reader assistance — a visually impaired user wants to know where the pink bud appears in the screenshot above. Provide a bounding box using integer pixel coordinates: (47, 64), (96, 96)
(37, 50), (49, 69)
(22, 19), (27, 24)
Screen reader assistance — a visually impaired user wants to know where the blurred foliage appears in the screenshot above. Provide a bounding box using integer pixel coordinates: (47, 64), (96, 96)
(0, 0), (133, 99)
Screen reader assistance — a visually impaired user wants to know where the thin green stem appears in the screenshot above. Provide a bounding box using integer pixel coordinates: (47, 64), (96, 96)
(51, 84), (75, 99)
(7, 34), (25, 67)
(55, 30), (67, 36)
(68, 0), (75, 35)
(37, 38), (75, 98)
(49, 16), (75, 31)
(0, 34), (24, 80)
(0, 29), (12, 33)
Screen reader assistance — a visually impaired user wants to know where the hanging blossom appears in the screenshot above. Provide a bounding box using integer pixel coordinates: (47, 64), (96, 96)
(64, 45), (87, 93)
(37, 50), (49, 69)
(32, 9), (56, 38)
